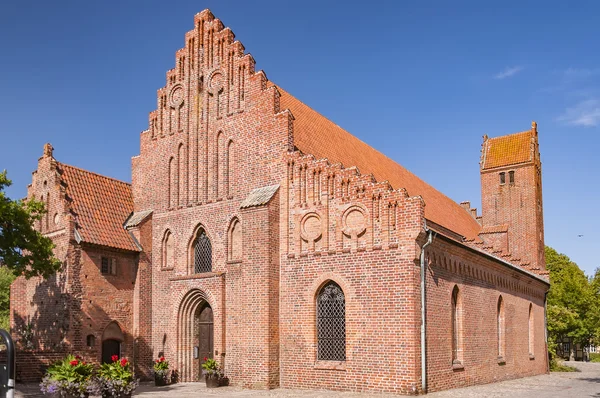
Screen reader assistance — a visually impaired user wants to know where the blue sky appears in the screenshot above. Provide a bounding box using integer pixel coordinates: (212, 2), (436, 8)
(1, 1), (598, 275)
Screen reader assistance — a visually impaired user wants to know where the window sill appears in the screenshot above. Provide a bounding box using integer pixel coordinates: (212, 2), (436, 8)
(226, 260), (242, 265)
(314, 361), (346, 371)
(161, 267), (174, 271)
(497, 356), (506, 365)
(452, 361), (464, 371)
(529, 354), (535, 360)
(170, 272), (225, 281)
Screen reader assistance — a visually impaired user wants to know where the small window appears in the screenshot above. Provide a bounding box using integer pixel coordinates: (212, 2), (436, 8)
(528, 303), (534, 356)
(101, 257), (117, 275)
(451, 286), (462, 365)
(499, 172), (506, 184)
(497, 296), (505, 360)
(86, 334), (96, 348)
(508, 171), (515, 184)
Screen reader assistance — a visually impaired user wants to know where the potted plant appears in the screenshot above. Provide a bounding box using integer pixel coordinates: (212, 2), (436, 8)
(97, 355), (139, 398)
(153, 356), (169, 386)
(40, 354), (99, 398)
(201, 357), (222, 388)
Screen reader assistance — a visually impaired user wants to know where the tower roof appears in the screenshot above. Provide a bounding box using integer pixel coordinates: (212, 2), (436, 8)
(481, 123), (537, 170)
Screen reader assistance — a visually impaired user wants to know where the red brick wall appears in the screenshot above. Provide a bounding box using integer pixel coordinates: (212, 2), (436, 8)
(480, 154), (545, 270)
(425, 237), (548, 392)
(279, 151), (426, 394)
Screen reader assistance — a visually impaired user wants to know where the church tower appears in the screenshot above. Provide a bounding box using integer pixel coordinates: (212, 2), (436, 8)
(480, 122), (545, 271)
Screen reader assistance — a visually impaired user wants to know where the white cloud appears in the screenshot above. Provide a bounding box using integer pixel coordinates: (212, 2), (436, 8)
(558, 99), (600, 127)
(494, 66), (524, 80)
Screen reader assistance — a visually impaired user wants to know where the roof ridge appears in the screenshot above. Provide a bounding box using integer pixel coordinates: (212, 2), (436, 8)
(58, 162), (131, 186)
(276, 83), (482, 239)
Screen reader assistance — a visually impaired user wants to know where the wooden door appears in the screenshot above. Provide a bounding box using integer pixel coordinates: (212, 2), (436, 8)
(101, 339), (121, 364)
(197, 304), (214, 377)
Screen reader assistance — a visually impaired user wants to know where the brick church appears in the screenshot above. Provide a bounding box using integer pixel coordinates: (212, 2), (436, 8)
(11, 9), (550, 394)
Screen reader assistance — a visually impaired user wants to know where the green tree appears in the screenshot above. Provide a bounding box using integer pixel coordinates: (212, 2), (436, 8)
(0, 170), (61, 279)
(0, 267), (15, 330)
(546, 246), (598, 357)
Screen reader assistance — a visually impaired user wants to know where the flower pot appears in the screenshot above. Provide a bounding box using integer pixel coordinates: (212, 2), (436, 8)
(154, 373), (168, 386)
(205, 374), (220, 388)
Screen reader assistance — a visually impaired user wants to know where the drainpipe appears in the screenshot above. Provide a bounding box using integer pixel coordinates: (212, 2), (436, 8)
(544, 291), (549, 373)
(420, 229), (434, 393)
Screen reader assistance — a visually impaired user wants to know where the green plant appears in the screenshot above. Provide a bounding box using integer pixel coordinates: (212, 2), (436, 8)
(97, 355), (138, 396)
(589, 352), (600, 362)
(40, 354), (98, 396)
(153, 356), (169, 381)
(201, 357), (220, 376)
(549, 357), (579, 372)
(153, 356), (169, 372)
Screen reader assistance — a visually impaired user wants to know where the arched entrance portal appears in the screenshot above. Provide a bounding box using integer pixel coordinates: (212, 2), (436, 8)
(177, 290), (215, 381)
(101, 322), (124, 363)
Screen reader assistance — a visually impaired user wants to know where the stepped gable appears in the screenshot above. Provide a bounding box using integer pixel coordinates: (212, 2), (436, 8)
(58, 163), (138, 251)
(275, 85), (482, 240)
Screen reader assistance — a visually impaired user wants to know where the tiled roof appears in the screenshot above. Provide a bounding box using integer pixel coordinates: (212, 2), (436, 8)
(124, 210), (153, 229)
(480, 224), (509, 234)
(276, 86), (482, 240)
(240, 185), (279, 209)
(58, 163), (139, 251)
(481, 130), (533, 170)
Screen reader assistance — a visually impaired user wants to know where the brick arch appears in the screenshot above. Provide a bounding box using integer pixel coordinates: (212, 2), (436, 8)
(186, 223), (214, 274)
(226, 215), (242, 262)
(306, 273), (355, 361)
(176, 288), (216, 381)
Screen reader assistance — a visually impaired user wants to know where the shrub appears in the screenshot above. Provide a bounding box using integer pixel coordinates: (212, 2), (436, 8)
(589, 353), (600, 363)
(549, 357), (579, 372)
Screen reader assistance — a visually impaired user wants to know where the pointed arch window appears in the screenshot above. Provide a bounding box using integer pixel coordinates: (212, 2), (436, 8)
(528, 303), (534, 357)
(451, 285), (463, 365)
(162, 230), (174, 269)
(497, 296), (505, 361)
(317, 281), (346, 361)
(193, 230), (212, 274)
(227, 218), (242, 262)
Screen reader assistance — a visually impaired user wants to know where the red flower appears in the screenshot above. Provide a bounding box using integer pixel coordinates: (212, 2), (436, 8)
(75, 355), (82, 360)
(111, 355), (119, 362)
(70, 360), (78, 366)
(120, 358), (128, 367)
(204, 357), (208, 361)
(155, 359), (159, 363)
(160, 356), (165, 362)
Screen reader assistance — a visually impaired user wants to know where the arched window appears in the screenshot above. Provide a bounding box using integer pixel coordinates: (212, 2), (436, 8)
(317, 281), (346, 361)
(497, 296), (505, 360)
(228, 218), (242, 262)
(193, 229), (212, 273)
(86, 334), (96, 348)
(162, 230), (174, 269)
(528, 303), (534, 356)
(451, 285), (462, 364)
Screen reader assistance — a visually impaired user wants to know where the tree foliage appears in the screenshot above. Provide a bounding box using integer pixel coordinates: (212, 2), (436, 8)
(546, 246), (600, 356)
(0, 170), (61, 279)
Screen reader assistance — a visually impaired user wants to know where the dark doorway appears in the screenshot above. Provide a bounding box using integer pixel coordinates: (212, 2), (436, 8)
(102, 339), (121, 364)
(195, 303), (213, 378)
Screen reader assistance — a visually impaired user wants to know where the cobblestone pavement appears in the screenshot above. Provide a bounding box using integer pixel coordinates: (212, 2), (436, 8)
(15, 361), (600, 397)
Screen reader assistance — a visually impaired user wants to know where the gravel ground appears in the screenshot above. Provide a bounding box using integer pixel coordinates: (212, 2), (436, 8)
(15, 361), (600, 397)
